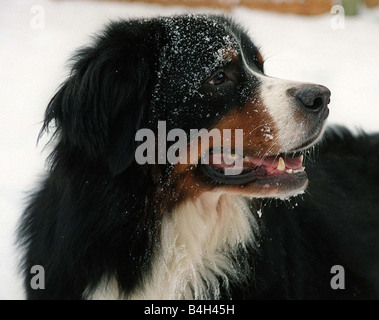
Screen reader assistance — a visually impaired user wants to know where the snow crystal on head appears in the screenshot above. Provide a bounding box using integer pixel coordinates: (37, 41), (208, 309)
(151, 15), (239, 123)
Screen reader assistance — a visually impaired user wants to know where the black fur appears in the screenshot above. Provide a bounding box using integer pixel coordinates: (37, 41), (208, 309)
(18, 19), (165, 299)
(18, 15), (379, 300)
(231, 128), (379, 299)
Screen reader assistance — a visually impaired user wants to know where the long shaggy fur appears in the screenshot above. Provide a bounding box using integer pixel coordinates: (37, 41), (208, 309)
(18, 15), (379, 300)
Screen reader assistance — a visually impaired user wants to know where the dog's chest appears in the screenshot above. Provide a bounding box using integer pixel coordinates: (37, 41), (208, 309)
(87, 194), (257, 300)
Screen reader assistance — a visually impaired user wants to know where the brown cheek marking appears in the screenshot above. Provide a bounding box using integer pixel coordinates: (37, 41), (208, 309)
(154, 165), (215, 214)
(220, 46), (238, 61)
(162, 97), (282, 208)
(212, 99), (281, 157)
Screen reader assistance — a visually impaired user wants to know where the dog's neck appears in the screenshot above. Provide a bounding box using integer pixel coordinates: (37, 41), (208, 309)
(86, 193), (258, 300)
(129, 193), (258, 299)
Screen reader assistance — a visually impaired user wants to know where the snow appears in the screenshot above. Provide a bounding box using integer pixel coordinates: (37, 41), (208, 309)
(0, 0), (378, 299)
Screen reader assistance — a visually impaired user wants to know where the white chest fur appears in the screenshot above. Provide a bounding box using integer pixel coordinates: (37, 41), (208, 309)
(86, 194), (258, 300)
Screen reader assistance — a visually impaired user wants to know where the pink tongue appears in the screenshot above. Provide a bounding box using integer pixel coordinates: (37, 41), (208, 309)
(209, 154), (303, 170)
(284, 156), (303, 169)
(247, 155), (303, 170)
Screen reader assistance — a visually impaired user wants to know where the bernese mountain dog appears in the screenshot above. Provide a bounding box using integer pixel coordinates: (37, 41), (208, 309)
(18, 14), (379, 300)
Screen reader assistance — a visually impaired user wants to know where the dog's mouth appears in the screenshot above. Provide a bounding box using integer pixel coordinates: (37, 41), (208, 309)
(200, 151), (307, 196)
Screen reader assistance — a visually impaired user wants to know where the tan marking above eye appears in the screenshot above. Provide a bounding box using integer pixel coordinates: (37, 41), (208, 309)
(218, 45), (238, 62)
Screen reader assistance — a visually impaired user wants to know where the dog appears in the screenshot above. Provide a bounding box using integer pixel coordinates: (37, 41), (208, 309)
(18, 14), (379, 300)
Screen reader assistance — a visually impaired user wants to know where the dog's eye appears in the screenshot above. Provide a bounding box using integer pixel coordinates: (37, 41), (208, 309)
(209, 72), (227, 85)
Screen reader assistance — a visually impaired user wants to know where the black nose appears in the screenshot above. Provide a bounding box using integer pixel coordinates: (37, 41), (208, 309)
(296, 85), (331, 113)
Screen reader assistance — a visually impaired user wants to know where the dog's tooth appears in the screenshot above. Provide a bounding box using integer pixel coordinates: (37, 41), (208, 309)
(277, 157), (285, 171)
(300, 155), (304, 162)
(293, 167), (305, 173)
(286, 169), (293, 174)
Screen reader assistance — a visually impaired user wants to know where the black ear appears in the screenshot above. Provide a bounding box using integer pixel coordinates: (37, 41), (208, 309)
(42, 20), (160, 175)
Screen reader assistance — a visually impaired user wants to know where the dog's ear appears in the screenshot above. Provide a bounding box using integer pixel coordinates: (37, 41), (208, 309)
(42, 21), (160, 175)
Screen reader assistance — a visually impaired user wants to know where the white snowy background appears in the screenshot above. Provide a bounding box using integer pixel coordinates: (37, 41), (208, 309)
(0, 0), (378, 299)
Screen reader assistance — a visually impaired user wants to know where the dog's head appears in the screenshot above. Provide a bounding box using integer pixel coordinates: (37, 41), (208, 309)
(44, 15), (330, 205)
